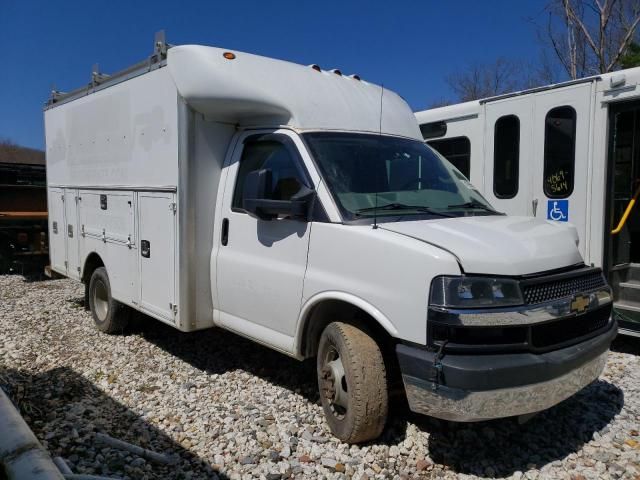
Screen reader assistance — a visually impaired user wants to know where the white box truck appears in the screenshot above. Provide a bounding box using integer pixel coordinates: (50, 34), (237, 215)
(415, 68), (640, 337)
(45, 34), (616, 443)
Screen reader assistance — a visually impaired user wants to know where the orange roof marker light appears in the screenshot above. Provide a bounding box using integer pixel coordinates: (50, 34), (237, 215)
(330, 69), (342, 76)
(308, 64), (321, 72)
(349, 74), (361, 81)
(223, 52), (236, 60)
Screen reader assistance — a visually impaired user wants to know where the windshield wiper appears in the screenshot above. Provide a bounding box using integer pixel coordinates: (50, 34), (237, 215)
(446, 200), (503, 215)
(355, 203), (455, 218)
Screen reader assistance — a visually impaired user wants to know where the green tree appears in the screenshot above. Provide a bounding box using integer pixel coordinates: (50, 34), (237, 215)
(621, 42), (640, 68)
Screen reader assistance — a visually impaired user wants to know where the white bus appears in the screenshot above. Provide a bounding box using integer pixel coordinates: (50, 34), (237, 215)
(415, 69), (640, 337)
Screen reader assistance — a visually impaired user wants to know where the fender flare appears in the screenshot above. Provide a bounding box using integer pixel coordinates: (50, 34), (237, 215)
(81, 251), (105, 281)
(293, 291), (399, 355)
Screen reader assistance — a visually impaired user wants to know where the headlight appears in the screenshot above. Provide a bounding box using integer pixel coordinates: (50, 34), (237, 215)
(430, 276), (523, 308)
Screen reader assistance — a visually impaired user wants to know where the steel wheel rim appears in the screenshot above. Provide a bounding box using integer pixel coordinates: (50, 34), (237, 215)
(320, 345), (348, 418)
(93, 279), (109, 322)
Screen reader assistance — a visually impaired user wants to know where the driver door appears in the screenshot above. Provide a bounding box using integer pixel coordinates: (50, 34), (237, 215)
(215, 130), (313, 350)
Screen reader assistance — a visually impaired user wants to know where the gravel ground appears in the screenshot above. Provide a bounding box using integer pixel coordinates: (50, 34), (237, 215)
(0, 275), (639, 480)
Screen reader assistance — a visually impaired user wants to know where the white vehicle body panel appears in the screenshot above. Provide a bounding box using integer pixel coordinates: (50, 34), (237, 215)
(167, 46), (422, 140)
(380, 216), (582, 276)
(530, 83), (592, 259)
(47, 188), (66, 273)
(415, 67), (640, 270)
(215, 129), (316, 350)
(44, 41), (590, 360)
(138, 191), (177, 322)
(301, 223), (461, 346)
(482, 97), (533, 215)
(46, 68), (179, 189)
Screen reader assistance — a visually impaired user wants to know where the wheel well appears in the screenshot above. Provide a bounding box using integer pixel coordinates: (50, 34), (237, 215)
(82, 252), (104, 284)
(300, 300), (395, 359)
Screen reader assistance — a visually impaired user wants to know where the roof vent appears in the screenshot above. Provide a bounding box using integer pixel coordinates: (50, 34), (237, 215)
(330, 69), (342, 76)
(349, 74), (361, 81)
(308, 64), (321, 72)
(610, 73), (626, 88)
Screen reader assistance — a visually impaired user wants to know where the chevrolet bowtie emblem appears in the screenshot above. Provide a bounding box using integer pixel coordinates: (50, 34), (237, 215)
(570, 294), (590, 314)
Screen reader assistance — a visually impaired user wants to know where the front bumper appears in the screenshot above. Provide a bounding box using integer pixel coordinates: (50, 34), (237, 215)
(397, 319), (616, 421)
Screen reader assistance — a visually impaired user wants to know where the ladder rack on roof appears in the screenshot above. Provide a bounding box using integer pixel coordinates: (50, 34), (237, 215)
(45, 30), (171, 110)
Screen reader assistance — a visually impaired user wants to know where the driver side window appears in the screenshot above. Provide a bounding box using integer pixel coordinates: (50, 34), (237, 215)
(232, 139), (305, 210)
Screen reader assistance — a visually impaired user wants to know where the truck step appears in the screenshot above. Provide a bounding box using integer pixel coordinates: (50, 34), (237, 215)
(618, 280), (640, 303)
(614, 301), (640, 313)
(626, 264), (640, 282)
(618, 326), (640, 338)
(620, 280), (640, 290)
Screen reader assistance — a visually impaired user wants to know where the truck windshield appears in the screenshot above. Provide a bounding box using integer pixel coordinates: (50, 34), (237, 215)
(303, 132), (498, 221)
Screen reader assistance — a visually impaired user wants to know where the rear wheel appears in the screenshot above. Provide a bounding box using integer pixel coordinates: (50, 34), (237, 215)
(88, 267), (129, 333)
(317, 322), (388, 443)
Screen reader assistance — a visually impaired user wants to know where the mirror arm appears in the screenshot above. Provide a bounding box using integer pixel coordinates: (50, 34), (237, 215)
(244, 190), (316, 222)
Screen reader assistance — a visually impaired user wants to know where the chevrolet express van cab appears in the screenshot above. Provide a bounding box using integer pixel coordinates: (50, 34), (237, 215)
(45, 33), (616, 443)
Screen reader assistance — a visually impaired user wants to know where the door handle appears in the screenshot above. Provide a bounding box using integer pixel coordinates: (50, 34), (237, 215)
(141, 240), (151, 258)
(221, 218), (229, 246)
(532, 198), (539, 216)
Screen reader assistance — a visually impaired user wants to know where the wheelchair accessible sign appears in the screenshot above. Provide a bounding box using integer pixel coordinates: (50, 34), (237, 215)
(547, 200), (569, 222)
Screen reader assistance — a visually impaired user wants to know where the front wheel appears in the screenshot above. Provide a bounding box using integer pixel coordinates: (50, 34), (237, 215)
(317, 322), (388, 443)
(88, 267), (130, 334)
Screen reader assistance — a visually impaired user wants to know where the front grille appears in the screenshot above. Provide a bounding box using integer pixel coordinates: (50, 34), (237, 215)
(531, 306), (611, 349)
(521, 271), (606, 305)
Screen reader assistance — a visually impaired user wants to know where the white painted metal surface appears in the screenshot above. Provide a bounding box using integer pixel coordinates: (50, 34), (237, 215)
(46, 68), (179, 189)
(300, 223), (461, 346)
(216, 130), (312, 346)
(138, 192), (176, 322)
(530, 83), (592, 258)
(168, 45), (422, 139)
(47, 188), (66, 274)
(45, 38), (589, 356)
(380, 216), (582, 276)
(483, 97), (533, 215)
(414, 67), (640, 270)
(63, 189), (80, 280)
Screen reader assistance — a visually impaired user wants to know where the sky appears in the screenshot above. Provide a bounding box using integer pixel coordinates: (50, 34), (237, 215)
(0, 0), (550, 150)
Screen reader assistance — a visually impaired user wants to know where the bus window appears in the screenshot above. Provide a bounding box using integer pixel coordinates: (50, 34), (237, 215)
(428, 136), (471, 179)
(543, 106), (576, 198)
(419, 121), (447, 139)
(493, 115), (520, 198)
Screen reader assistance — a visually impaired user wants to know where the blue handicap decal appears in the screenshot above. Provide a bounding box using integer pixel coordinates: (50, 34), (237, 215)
(547, 199), (568, 222)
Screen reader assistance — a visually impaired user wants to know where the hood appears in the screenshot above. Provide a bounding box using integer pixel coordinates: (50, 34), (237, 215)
(380, 216), (583, 276)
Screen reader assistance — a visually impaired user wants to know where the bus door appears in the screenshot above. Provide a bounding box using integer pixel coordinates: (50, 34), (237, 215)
(531, 83), (593, 259)
(483, 97), (533, 215)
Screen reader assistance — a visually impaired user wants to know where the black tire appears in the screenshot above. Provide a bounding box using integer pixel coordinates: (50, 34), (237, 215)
(317, 322), (388, 443)
(88, 267), (130, 334)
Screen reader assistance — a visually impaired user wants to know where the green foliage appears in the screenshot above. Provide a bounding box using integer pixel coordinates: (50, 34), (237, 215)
(621, 43), (640, 70)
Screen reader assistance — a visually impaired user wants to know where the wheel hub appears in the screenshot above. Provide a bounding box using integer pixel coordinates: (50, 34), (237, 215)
(320, 356), (348, 410)
(93, 280), (109, 322)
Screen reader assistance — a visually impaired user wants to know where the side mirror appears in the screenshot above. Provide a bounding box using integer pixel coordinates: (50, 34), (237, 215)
(242, 169), (315, 221)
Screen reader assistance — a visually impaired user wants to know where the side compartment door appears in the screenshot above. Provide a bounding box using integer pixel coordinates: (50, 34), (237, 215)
(483, 98), (533, 215)
(64, 188), (80, 280)
(47, 188), (67, 274)
(78, 190), (137, 303)
(532, 83), (592, 257)
(138, 192), (177, 322)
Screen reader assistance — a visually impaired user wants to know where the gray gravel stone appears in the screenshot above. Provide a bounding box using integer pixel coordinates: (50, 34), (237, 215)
(0, 275), (638, 480)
